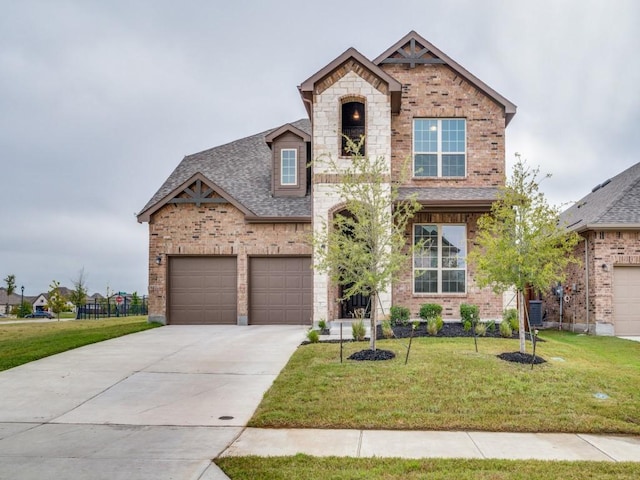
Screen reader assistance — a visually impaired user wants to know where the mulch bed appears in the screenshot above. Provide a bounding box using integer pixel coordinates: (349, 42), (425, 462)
(311, 322), (546, 363)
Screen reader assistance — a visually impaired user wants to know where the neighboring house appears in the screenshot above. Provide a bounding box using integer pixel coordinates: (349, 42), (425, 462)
(0, 288), (21, 315)
(32, 294), (49, 312)
(137, 31), (517, 326)
(542, 162), (640, 336)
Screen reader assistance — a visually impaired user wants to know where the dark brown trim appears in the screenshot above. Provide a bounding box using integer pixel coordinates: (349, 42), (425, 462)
(244, 216), (312, 224)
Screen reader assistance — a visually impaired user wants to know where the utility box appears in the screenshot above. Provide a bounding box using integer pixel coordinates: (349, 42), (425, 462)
(529, 300), (543, 327)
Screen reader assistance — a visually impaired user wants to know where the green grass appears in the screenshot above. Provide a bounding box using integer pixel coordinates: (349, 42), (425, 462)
(217, 455), (640, 480)
(0, 316), (161, 371)
(249, 331), (640, 434)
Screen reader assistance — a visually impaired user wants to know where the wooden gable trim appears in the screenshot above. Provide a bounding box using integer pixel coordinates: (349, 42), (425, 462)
(136, 172), (255, 223)
(265, 123), (311, 145)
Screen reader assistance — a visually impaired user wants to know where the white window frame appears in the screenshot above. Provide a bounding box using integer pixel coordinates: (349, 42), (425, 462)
(280, 148), (297, 186)
(413, 118), (466, 178)
(413, 223), (467, 294)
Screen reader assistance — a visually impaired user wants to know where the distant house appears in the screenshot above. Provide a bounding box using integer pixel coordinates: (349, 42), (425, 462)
(137, 31), (517, 326)
(542, 162), (640, 336)
(0, 288), (21, 315)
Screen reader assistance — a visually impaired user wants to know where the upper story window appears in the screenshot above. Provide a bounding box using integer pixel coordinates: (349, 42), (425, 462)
(413, 224), (466, 294)
(281, 149), (297, 185)
(414, 119), (466, 177)
(341, 100), (365, 156)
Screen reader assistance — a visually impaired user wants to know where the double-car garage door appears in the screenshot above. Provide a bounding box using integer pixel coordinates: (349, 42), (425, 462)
(168, 256), (311, 325)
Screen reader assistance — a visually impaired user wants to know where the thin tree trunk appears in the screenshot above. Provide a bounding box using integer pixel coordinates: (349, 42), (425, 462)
(369, 291), (377, 351)
(518, 290), (526, 354)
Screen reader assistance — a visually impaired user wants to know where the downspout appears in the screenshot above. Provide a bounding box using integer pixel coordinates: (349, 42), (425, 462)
(584, 234), (589, 334)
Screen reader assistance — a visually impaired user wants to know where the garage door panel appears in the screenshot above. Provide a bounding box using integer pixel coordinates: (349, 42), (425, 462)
(614, 266), (640, 336)
(250, 257), (312, 325)
(169, 257), (237, 325)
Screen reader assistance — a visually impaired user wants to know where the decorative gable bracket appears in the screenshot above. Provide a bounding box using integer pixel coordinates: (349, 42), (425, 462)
(168, 179), (228, 207)
(377, 37), (445, 68)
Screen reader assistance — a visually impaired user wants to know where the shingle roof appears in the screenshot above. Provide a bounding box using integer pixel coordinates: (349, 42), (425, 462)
(138, 119), (312, 221)
(561, 161), (640, 231)
(399, 187), (499, 206)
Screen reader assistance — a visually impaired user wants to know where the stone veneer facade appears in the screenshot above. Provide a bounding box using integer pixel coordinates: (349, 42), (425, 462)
(542, 230), (640, 335)
(311, 68), (393, 323)
(148, 198), (311, 324)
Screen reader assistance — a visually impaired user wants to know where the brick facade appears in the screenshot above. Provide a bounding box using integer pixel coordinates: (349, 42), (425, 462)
(148, 199), (311, 324)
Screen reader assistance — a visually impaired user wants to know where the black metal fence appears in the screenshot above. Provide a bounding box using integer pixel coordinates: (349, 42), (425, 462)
(76, 296), (148, 320)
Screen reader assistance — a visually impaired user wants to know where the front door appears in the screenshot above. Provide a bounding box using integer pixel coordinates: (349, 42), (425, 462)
(340, 284), (370, 318)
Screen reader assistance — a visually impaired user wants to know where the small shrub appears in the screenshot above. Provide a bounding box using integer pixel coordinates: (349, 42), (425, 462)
(503, 308), (519, 332)
(381, 319), (394, 339)
(486, 320), (496, 332)
(419, 303), (442, 321)
(426, 318), (439, 336)
(475, 322), (487, 337)
(435, 315), (444, 332)
(307, 329), (319, 343)
(352, 319), (366, 341)
(460, 304), (479, 331)
(389, 305), (410, 326)
(499, 320), (513, 338)
(318, 319), (327, 331)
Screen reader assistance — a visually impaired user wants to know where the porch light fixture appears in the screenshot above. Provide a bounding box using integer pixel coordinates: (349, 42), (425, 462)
(156, 255), (162, 265)
(352, 107), (360, 121)
(601, 263), (608, 271)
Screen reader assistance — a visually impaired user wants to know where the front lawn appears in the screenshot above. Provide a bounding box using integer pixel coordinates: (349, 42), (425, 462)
(217, 455), (640, 480)
(250, 331), (640, 434)
(0, 316), (161, 371)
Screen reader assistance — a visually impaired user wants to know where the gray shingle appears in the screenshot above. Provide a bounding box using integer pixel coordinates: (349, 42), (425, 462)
(398, 187), (499, 203)
(561, 161), (640, 230)
(140, 119), (311, 219)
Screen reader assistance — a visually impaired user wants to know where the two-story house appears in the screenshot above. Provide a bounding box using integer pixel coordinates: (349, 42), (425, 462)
(137, 31), (516, 326)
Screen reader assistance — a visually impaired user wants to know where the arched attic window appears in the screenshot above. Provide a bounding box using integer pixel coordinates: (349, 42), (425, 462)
(341, 98), (365, 156)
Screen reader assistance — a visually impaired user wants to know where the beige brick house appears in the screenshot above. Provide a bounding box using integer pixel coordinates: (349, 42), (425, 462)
(542, 162), (640, 336)
(137, 31), (517, 326)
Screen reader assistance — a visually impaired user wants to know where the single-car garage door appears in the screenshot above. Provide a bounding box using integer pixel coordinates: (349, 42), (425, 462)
(168, 256), (237, 325)
(250, 257), (312, 325)
(613, 266), (640, 335)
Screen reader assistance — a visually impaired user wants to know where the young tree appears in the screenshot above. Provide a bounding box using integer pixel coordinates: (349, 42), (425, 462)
(68, 268), (88, 316)
(47, 280), (67, 321)
(313, 138), (422, 352)
(469, 154), (580, 353)
(4, 274), (16, 315)
(131, 291), (141, 315)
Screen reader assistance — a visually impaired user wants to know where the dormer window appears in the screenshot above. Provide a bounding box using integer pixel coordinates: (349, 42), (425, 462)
(341, 100), (365, 156)
(281, 149), (297, 185)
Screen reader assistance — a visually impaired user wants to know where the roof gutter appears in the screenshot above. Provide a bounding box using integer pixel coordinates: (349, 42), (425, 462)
(244, 216), (312, 224)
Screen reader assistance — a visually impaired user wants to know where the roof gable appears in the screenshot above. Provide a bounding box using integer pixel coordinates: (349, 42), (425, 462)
(299, 47), (402, 115)
(265, 123), (311, 145)
(375, 31), (517, 125)
(137, 173), (253, 223)
(561, 161), (640, 231)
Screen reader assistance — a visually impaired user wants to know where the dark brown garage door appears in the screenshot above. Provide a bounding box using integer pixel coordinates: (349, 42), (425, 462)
(250, 257), (312, 325)
(168, 256), (237, 325)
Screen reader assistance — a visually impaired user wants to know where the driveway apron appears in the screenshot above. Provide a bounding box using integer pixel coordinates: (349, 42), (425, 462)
(0, 325), (305, 480)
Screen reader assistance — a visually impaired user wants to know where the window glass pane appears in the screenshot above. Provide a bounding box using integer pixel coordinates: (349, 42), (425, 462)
(281, 150), (296, 185)
(414, 154), (437, 177)
(442, 270), (466, 293)
(415, 270), (437, 293)
(442, 154), (465, 177)
(441, 226), (466, 268)
(441, 119), (465, 153)
(414, 119), (437, 152)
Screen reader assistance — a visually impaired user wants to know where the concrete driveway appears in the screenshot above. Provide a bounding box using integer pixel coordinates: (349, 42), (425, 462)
(0, 325), (305, 479)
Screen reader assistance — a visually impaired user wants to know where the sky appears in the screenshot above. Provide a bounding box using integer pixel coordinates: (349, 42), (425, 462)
(1, 0), (639, 296)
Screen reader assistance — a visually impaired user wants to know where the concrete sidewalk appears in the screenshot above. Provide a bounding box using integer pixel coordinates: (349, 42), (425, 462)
(220, 428), (640, 462)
